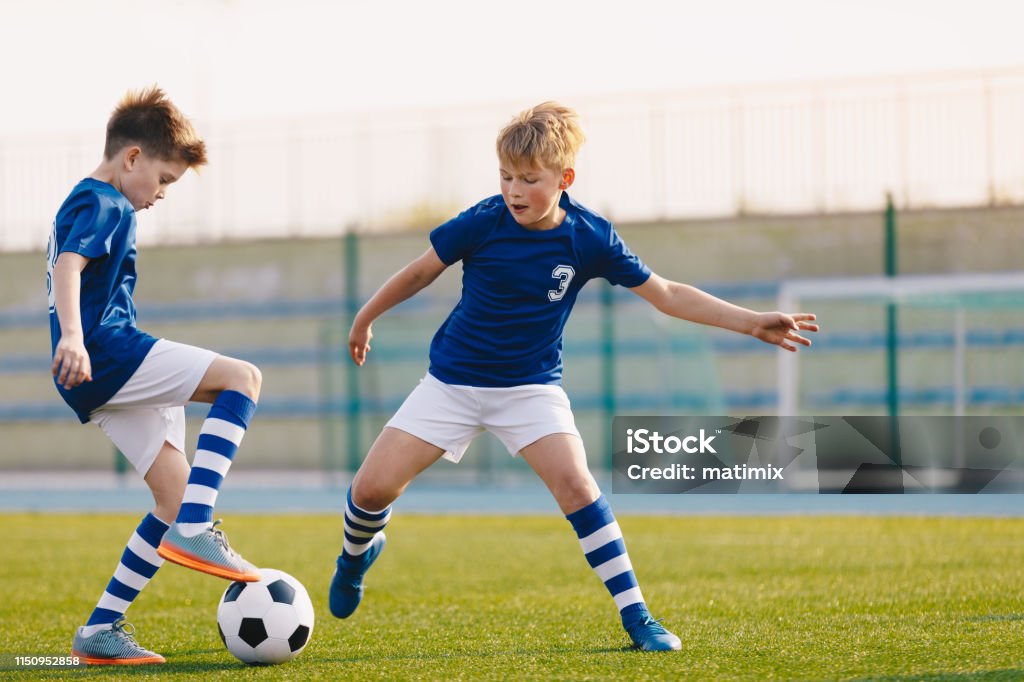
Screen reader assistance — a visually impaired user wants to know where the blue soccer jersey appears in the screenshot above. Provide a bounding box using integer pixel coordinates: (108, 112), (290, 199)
(428, 192), (651, 387)
(47, 178), (157, 423)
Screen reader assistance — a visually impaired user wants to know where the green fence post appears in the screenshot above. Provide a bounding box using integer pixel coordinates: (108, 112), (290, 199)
(601, 281), (616, 470)
(113, 447), (127, 476)
(884, 193), (902, 466)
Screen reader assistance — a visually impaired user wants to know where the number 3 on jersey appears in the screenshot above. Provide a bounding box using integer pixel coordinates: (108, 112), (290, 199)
(548, 265), (575, 302)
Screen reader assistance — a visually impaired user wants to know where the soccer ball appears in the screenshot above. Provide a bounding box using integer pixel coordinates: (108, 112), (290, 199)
(216, 569), (314, 665)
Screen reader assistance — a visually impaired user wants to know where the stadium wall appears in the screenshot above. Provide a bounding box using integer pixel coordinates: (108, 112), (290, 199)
(1, 204), (1021, 473)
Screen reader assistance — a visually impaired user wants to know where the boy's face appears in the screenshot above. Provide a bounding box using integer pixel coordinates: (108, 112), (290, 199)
(499, 162), (573, 231)
(119, 147), (188, 211)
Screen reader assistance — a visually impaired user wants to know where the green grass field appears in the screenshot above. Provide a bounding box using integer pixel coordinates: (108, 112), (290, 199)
(4, 513), (1023, 681)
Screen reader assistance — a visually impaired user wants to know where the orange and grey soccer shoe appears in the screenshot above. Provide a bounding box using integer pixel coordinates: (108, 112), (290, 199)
(157, 519), (260, 582)
(72, 617), (165, 665)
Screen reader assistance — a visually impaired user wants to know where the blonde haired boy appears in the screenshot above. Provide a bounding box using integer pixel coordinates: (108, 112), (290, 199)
(329, 102), (818, 651)
(49, 87), (264, 664)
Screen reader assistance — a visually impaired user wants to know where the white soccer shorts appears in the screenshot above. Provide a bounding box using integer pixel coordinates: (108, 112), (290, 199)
(386, 373), (582, 463)
(89, 339), (218, 476)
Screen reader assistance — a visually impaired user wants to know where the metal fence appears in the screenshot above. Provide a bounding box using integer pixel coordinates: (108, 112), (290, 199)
(3, 68), (1024, 252)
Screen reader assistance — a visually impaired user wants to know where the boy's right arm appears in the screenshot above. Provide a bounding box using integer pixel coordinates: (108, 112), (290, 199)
(348, 247), (448, 366)
(51, 252), (93, 389)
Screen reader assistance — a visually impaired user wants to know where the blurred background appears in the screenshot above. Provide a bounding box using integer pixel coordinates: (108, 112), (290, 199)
(1, 1), (1022, 506)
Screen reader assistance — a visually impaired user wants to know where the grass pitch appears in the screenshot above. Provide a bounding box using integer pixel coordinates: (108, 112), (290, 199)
(3, 512), (1023, 680)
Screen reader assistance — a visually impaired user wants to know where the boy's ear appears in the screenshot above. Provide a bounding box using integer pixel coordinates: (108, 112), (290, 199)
(560, 168), (575, 189)
(123, 146), (142, 170)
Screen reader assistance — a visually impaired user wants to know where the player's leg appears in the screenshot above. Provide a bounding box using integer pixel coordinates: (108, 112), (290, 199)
(519, 433), (682, 652)
(144, 442), (189, 524)
(330, 427), (446, 618)
(331, 374), (478, 618)
(330, 373), (479, 618)
(73, 417), (188, 665)
(158, 355), (261, 581)
(350, 427), (447, 509)
(188, 355), (262, 403)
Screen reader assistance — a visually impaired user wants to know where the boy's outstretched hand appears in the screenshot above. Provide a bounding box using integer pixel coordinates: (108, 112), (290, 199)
(348, 322), (373, 366)
(751, 312), (818, 352)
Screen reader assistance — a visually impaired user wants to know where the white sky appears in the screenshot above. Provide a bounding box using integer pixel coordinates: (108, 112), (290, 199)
(2, 0), (1024, 134)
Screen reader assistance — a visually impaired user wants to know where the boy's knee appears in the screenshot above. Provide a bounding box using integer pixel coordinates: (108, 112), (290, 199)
(145, 448), (188, 522)
(246, 362), (262, 395)
(231, 361), (262, 400)
(555, 476), (600, 511)
(151, 481), (185, 522)
(153, 500), (181, 524)
(350, 480), (393, 513)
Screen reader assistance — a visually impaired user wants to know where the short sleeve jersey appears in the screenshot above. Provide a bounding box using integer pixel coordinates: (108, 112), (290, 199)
(428, 192), (650, 387)
(47, 178), (157, 423)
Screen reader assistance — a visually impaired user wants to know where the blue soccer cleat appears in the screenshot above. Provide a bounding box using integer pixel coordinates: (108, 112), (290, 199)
(329, 532), (386, 619)
(72, 617), (165, 665)
(622, 610), (682, 652)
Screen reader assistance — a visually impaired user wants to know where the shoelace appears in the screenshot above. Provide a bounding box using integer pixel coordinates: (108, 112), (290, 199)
(209, 520), (237, 557)
(627, 615), (670, 635)
(109, 617), (142, 647)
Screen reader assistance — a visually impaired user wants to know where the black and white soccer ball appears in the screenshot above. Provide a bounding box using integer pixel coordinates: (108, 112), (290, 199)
(217, 568), (314, 665)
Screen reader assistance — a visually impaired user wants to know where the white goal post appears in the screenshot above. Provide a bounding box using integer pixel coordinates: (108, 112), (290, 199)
(777, 272), (1024, 416)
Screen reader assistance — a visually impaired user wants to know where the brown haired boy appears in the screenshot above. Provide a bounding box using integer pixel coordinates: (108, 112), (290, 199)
(48, 87), (264, 664)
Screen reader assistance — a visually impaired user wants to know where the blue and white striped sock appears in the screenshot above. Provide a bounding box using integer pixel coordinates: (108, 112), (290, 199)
(566, 494), (647, 617)
(82, 513), (168, 636)
(175, 390), (256, 537)
(341, 487), (391, 560)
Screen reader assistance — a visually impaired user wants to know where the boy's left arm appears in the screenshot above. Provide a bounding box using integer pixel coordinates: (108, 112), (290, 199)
(51, 252), (93, 387)
(630, 273), (819, 352)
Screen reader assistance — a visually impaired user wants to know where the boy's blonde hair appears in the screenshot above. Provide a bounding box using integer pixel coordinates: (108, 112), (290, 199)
(104, 86), (207, 168)
(496, 102), (585, 172)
